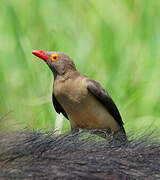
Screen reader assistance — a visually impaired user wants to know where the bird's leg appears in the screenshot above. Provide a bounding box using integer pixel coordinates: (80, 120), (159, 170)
(70, 120), (79, 135)
(103, 129), (114, 144)
(71, 127), (79, 135)
(90, 128), (113, 143)
(104, 127), (128, 145)
(71, 126), (79, 143)
(112, 127), (128, 144)
(91, 129), (106, 139)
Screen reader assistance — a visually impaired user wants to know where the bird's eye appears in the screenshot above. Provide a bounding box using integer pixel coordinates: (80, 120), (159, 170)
(51, 54), (59, 61)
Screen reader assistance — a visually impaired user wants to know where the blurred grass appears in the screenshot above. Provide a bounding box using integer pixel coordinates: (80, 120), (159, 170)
(0, 0), (160, 133)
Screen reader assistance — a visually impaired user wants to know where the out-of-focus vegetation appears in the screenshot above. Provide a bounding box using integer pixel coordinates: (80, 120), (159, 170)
(0, 0), (160, 133)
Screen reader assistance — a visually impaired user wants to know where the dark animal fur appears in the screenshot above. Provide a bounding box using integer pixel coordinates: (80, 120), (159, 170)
(0, 128), (160, 180)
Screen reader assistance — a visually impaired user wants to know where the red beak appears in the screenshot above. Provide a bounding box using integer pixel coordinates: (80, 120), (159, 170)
(32, 50), (48, 61)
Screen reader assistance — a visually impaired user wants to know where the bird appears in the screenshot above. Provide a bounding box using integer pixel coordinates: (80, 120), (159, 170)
(32, 50), (127, 142)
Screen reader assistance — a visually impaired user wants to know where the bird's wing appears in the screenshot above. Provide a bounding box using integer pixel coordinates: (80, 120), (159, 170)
(86, 78), (123, 127)
(52, 93), (69, 120)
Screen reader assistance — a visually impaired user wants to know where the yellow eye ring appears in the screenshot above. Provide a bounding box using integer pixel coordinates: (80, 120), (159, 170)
(51, 54), (59, 61)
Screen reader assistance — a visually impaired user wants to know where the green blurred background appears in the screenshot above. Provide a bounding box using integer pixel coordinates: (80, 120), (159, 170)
(0, 0), (160, 133)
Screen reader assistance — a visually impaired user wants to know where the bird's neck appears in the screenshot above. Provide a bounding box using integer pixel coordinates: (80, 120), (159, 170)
(54, 70), (77, 83)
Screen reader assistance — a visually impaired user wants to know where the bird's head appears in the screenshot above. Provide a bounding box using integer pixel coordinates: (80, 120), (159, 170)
(32, 50), (77, 78)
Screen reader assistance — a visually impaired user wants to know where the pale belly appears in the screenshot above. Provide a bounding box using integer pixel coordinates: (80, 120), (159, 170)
(60, 93), (120, 132)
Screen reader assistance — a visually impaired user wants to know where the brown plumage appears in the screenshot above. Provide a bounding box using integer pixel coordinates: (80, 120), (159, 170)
(32, 50), (127, 142)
